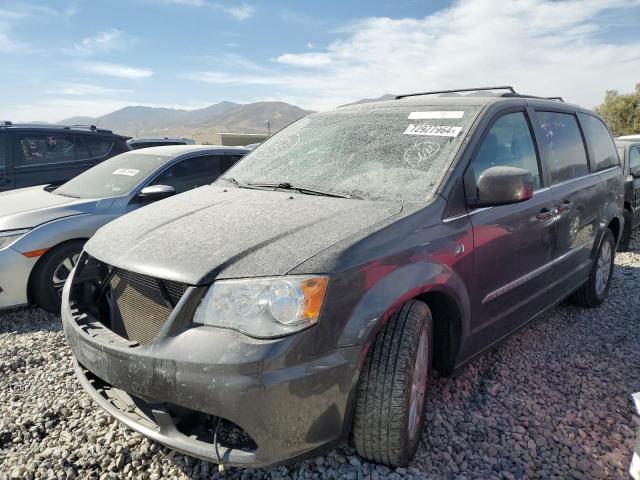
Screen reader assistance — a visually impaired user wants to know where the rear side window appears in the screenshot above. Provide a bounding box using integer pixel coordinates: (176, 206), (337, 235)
(17, 134), (77, 166)
(150, 155), (223, 193)
(536, 112), (588, 184)
(85, 137), (114, 157)
(74, 136), (91, 161)
(630, 146), (640, 172)
(580, 114), (619, 170)
(470, 112), (541, 189)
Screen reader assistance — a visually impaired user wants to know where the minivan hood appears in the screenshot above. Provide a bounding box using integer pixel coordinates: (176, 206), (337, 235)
(85, 185), (403, 285)
(0, 186), (97, 231)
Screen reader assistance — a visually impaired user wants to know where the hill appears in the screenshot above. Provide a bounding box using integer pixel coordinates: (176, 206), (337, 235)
(58, 101), (314, 139)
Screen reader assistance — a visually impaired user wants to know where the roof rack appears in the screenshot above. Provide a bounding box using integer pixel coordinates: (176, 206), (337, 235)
(396, 86), (516, 100)
(0, 122), (114, 133)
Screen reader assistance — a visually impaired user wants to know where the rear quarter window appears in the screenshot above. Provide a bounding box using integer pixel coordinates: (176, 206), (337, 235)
(580, 114), (619, 171)
(86, 137), (114, 157)
(535, 111), (589, 184)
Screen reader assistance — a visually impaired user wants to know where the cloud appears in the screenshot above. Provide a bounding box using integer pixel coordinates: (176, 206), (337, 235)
(275, 52), (333, 68)
(80, 62), (153, 79)
(69, 29), (125, 56)
(157, 0), (206, 5)
(45, 83), (134, 97)
(189, 0), (640, 110)
(0, 31), (18, 53)
(156, 0), (254, 20)
(212, 2), (254, 20)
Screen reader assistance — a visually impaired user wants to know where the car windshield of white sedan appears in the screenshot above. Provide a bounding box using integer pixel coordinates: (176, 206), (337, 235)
(222, 105), (482, 202)
(54, 152), (171, 199)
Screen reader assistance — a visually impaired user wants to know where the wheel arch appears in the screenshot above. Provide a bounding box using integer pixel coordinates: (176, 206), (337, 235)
(26, 237), (88, 304)
(347, 262), (471, 377)
(414, 290), (463, 376)
(608, 216), (621, 243)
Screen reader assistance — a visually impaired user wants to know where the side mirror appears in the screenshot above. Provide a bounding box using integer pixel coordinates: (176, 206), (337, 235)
(476, 166), (535, 207)
(632, 168), (640, 179)
(138, 184), (176, 202)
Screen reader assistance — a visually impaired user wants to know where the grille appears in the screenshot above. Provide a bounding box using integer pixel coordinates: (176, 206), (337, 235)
(108, 270), (187, 345)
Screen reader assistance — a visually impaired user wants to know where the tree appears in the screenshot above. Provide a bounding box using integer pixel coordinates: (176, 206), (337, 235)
(595, 83), (640, 136)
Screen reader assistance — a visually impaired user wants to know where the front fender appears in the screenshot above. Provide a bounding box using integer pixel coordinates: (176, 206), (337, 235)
(335, 261), (471, 350)
(11, 212), (119, 255)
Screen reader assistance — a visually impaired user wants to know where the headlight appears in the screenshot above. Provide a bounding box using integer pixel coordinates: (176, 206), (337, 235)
(193, 276), (329, 338)
(0, 229), (31, 250)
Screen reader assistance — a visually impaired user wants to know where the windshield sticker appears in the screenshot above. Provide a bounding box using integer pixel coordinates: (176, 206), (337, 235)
(403, 124), (462, 137)
(408, 111), (464, 120)
(403, 141), (441, 168)
(112, 168), (140, 176)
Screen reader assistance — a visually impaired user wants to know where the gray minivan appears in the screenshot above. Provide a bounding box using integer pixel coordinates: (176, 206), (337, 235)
(62, 87), (624, 468)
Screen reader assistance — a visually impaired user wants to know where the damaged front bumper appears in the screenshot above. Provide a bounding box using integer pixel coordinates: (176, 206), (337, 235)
(61, 272), (361, 468)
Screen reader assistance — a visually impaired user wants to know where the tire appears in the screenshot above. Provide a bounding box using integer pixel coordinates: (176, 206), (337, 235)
(31, 240), (84, 314)
(618, 210), (632, 252)
(570, 229), (615, 308)
(352, 300), (433, 466)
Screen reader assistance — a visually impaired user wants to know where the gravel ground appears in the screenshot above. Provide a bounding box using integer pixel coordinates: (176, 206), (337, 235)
(1, 232), (639, 480)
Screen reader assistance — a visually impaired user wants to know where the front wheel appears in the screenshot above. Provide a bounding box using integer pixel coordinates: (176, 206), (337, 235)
(352, 300), (433, 466)
(31, 241), (84, 313)
(570, 229), (615, 308)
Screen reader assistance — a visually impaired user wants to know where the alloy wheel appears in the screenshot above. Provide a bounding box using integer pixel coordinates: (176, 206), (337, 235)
(595, 239), (612, 296)
(51, 253), (80, 298)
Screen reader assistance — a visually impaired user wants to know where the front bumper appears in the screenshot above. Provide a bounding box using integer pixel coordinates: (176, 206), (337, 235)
(0, 246), (37, 309)
(62, 279), (361, 468)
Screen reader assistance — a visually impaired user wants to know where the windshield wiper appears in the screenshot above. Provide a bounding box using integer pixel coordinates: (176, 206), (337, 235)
(247, 182), (352, 199)
(218, 176), (264, 190)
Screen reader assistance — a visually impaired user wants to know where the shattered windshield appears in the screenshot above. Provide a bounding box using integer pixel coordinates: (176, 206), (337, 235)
(221, 105), (482, 202)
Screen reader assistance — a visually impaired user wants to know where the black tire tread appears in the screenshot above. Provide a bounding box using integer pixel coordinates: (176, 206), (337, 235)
(31, 240), (84, 313)
(353, 300), (432, 466)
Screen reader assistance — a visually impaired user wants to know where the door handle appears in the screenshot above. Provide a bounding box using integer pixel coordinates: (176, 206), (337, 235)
(536, 208), (556, 220)
(557, 200), (573, 212)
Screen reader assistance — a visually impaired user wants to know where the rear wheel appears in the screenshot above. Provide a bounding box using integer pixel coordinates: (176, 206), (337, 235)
(32, 241), (84, 313)
(352, 300), (433, 466)
(570, 229), (615, 308)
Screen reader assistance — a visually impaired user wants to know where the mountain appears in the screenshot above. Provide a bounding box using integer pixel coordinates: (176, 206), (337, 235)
(57, 101), (314, 139)
(339, 94), (396, 107)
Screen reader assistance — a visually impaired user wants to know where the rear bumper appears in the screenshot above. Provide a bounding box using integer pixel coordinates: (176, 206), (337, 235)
(62, 279), (361, 467)
(0, 247), (36, 309)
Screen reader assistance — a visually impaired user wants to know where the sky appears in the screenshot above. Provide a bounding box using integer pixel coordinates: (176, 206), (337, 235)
(1, 0), (639, 122)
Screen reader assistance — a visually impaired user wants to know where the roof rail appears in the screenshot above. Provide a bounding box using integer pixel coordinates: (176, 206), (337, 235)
(66, 124), (99, 131)
(545, 97), (564, 102)
(396, 86), (516, 100)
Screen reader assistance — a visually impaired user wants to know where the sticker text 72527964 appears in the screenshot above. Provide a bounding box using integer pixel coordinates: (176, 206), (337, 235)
(403, 124), (462, 137)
